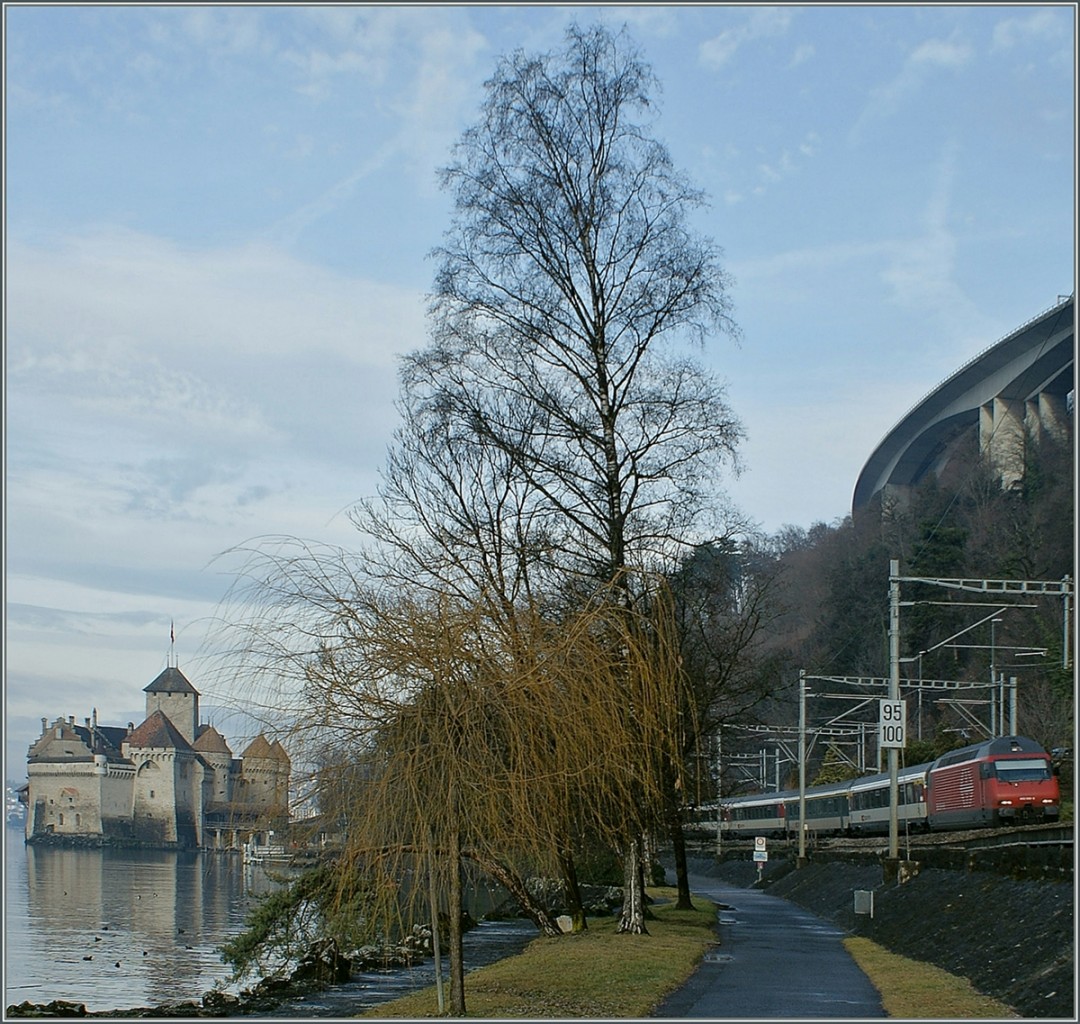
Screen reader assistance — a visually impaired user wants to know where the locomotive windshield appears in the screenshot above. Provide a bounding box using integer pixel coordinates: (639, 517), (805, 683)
(994, 758), (1051, 782)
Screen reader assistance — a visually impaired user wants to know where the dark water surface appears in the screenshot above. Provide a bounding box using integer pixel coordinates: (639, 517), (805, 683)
(3, 827), (537, 1017)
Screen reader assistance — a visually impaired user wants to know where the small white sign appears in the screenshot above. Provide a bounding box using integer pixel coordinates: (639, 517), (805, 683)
(879, 698), (907, 749)
(754, 835), (767, 851)
(753, 850), (768, 862)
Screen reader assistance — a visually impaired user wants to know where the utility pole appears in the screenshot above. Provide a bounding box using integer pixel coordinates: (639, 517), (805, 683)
(715, 728), (722, 856)
(1065, 576), (1072, 670)
(798, 669), (807, 866)
(888, 560), (900, 861)
(989, 618), (1001, 736)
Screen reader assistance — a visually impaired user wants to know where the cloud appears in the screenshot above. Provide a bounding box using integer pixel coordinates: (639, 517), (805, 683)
(5, 230), (417, 664)
(7, 229), (421, 368)
(789, 42), (815, 68)
(155, 6), (275, 58)
(990, 8), (1068, 52)
(851, 34), (973, 140)
(263, 11), (489, 225)
(385, 21), (488, 189)
(735, 131), (821, 199)
(699, 7), (793, 69)
(880, 141), (960, 308)
(876, 148), (998, 364)
(266, 143), (403, 247)
(909, 37), (972, 70)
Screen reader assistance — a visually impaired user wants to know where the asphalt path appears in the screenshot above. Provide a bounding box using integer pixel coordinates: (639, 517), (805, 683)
(651, 873), (886, 1019)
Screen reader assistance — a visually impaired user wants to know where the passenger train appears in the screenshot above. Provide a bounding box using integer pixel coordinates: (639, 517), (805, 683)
(714, 735), (1060, 838)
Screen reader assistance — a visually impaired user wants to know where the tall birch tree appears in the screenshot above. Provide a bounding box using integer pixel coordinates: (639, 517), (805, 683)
(414, 23), (743, 933)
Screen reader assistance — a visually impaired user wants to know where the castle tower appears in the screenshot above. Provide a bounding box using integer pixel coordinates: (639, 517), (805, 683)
(123, 709), (204, 848)
(193, 725), (233, 807)
(238, 734), (290, 816)
(143, 667), (199, 744)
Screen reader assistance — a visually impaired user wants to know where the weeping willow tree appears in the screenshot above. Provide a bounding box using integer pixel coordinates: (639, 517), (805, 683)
(213, 538), (691, 1014)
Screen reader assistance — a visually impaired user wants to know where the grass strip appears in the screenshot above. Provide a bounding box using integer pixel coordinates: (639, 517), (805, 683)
(843, 936), (1018, 1019)
(361, 888), (718, 1018)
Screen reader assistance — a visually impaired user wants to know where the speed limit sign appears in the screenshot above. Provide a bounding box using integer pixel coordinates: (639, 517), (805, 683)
(754, 836), (767, 851)
(879, 699), (907, 749)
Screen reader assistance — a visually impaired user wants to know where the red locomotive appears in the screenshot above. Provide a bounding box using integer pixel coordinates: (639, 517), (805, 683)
(926, 735), (1060, 829)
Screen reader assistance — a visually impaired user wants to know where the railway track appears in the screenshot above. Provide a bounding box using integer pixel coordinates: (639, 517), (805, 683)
(687, 820), (1073, 855)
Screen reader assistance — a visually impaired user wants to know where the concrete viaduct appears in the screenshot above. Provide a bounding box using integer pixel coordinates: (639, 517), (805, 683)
(852, 295), (1074, 514)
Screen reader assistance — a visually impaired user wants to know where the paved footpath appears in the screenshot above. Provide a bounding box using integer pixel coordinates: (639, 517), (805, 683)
(651, 874), (886, 1019)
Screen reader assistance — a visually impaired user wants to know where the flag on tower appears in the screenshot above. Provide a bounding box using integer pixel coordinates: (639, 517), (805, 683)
(170, 621), (175, 645)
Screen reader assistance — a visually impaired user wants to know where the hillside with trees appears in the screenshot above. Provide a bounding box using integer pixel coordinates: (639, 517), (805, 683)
(719, 425), (1074, 794)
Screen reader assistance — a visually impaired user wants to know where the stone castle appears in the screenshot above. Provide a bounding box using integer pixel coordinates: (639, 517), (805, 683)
(23, 664), (290, 851)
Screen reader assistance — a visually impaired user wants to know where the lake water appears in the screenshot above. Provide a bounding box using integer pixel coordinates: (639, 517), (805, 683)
(3, 826), (537, 1017)
(3, 825), (277, 1011)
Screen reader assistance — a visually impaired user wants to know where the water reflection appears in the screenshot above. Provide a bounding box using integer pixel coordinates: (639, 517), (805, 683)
(6, 829), (276, 1011)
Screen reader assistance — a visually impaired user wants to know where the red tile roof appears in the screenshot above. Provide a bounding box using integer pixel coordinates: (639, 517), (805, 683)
(193, 725), (233, 755)
(124, 710), (193, 751)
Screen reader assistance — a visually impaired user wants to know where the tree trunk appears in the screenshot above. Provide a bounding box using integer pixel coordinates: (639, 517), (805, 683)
(668, 810), (694, 910)
(616, 833), (649, 934)
(447, 831), (466, 1015)
(557, 846), (587, 933)
(469, 852), (562, 936)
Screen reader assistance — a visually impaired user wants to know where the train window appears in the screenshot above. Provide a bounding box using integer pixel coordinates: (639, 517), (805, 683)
(994, 759), (1051, 782)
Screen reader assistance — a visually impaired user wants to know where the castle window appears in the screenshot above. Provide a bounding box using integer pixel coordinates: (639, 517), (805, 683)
(149, 790), (155, 798)
(75, 814), (81, 827)
(58, 813), (64, 825)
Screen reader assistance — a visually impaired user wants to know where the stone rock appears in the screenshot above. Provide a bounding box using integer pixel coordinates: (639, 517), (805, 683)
(200, 990), (239, 1011)
(290, 937), (352, 985)
(6, 1001), (87, 1018)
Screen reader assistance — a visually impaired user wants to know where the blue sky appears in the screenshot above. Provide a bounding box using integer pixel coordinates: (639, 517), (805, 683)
(4, 4), (1076, 782)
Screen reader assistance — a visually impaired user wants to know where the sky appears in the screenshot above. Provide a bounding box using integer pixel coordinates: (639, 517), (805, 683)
(4, 3), (1076, 783)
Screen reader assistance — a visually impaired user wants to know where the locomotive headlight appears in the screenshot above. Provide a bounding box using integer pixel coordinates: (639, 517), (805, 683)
(998, 799), (1013, 805)
(1042, 798), (1056, 804)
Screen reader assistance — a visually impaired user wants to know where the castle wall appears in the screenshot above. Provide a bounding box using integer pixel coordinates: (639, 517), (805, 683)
(100, 760), (136, 821)
(26, 760), (103, 837)
(100, 761), (137, 838)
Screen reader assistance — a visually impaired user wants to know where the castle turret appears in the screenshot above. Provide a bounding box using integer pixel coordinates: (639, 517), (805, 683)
(193, 725), (233, 807)
(143, 667), (199, 744)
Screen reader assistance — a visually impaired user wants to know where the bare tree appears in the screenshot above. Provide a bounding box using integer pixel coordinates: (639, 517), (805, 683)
(411, 22), (742, 933)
